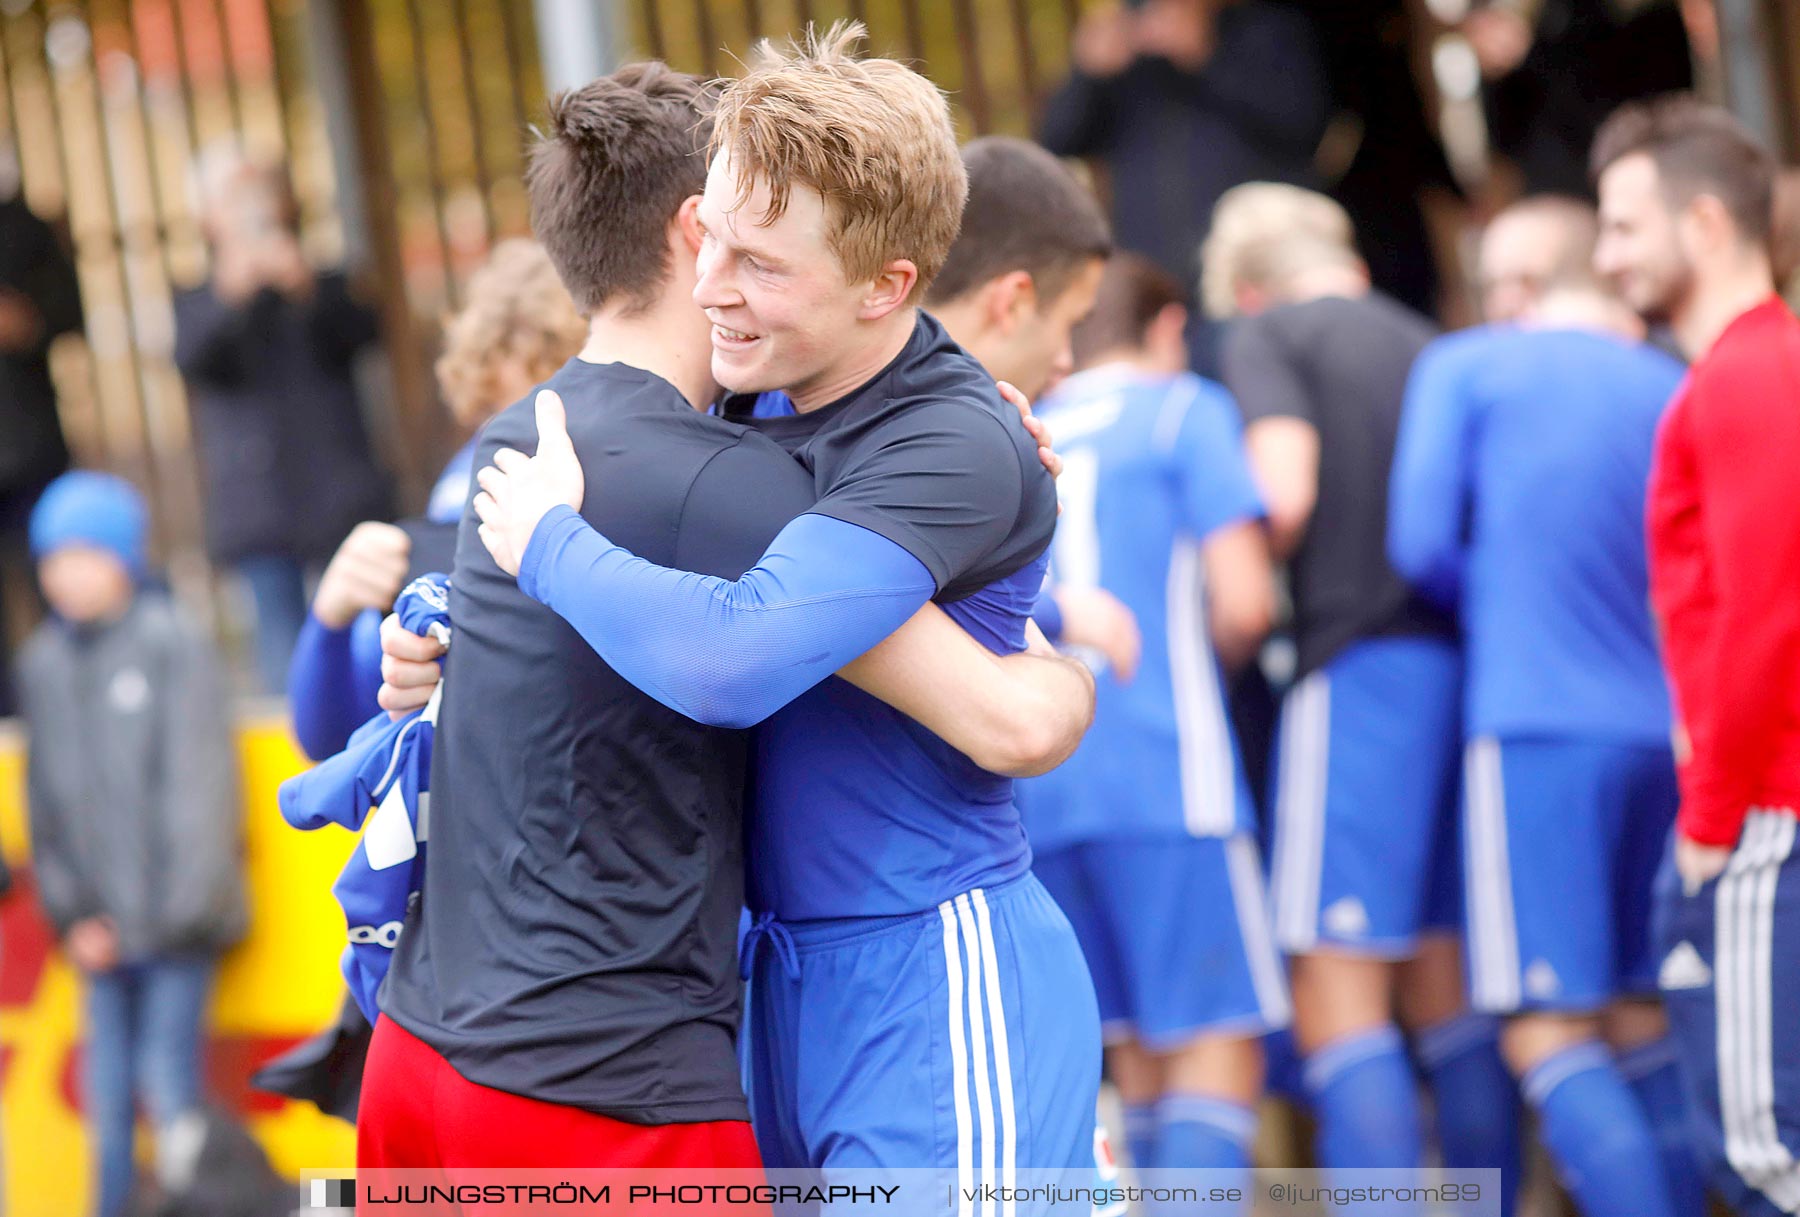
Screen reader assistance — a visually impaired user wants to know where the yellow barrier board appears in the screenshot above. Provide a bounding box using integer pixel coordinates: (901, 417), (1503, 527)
(0, 714), (359, 1216)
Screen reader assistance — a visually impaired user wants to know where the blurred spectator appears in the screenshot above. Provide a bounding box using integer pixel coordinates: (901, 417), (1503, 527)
(174, 144), (393, 694)
(1465, 0), (1692, 198)
(1306, 0), (1464, 316)
(287, 238), (586, 761)
(1774, 167), (1800, 308)
(0, 166), (84, 717)
(1038, 0), (1330, 293)
(16, 471), (246, 1217)
(1476, 194), (1599, 322)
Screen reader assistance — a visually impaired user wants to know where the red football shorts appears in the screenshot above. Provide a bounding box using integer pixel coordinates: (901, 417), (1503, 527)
(356, 1015), (763, 1212)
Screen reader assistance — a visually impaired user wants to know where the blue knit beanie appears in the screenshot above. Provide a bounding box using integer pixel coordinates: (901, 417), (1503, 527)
(28, 471), (149, 578)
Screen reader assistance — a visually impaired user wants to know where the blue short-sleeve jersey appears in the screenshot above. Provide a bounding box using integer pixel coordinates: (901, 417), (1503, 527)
(1018, 366), (1266, 850)
(1388, 325), (1683, 742)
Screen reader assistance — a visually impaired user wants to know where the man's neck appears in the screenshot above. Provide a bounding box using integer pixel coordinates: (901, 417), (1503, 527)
(578, 299), (716, 410)
(787, 308), (918, 413)
(1281, 265), (1368, 306)
(1673, 254), (1776, 361)
(1528, 288), (1643, 340)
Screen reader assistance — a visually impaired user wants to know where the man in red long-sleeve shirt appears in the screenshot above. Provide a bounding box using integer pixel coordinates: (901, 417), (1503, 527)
(1594, 96), (1800, 1215)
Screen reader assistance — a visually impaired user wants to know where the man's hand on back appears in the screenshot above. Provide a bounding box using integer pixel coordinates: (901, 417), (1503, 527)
(997, 380), (1061, 481)
(474, 389), (586, 576)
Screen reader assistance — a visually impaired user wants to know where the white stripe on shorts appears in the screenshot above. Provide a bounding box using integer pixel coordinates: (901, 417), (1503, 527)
(972, 889), (1018, 1216)
(1225, 833), (1293, 1027)
(1716, 809), (1800, 1212)
(1167, 540), (1237, 836)
(939, 900), (974, 1216)
(1464, 737), (1521, 1012)
(1272, 670), (1330, 950)
(940, 889), (1020, 1217)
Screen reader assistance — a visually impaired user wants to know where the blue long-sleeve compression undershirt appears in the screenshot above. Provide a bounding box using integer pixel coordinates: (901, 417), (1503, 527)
(287, 608), (386, 760)
(519, 506), (937, 729)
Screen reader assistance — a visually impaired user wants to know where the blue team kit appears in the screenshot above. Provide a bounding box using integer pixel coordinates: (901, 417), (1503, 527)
(1018, 365), (1290, 1044)
(1390, 325), (1689, 1011)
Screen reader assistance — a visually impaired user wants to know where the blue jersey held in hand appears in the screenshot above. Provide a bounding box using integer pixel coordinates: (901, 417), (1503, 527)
(278, 573), (451, 1023)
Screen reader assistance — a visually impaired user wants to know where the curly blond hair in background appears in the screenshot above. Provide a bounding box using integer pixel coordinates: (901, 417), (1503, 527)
(435, 238), (587, 427)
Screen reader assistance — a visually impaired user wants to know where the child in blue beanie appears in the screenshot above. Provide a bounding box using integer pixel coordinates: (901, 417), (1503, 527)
(17, 470), (246, 1217)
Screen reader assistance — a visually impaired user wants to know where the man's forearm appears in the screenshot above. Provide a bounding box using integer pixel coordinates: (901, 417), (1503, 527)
(839, 605), (1094, 776)
(520, 506), (934, 728)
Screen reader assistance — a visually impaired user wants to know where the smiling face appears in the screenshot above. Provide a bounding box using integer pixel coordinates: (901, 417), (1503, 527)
(1595, 152), (1696, 324)
(693, 152), (915, 408)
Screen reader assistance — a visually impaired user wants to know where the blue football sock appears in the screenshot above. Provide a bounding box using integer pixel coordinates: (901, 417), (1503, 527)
(1154, 1094), (1254, 1216)
(1123, 1100), (1160, 1175)
(1617, 1037), (1707, 1216)
(1304, 1024), (1425, 1171)
(1416, 1013), (1521, 1216)
(1523, 1040), (1676, 1217)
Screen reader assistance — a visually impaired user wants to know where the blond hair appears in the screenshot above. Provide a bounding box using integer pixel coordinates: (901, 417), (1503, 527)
(709, 21), (967, 300)
(1200, 183), (1360, 319)
(435, 239), (586, 426)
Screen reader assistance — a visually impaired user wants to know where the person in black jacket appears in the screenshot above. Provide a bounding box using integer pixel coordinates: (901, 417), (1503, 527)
(174, 146), (392, 693)
(1039, 0), (1330, 292)
(1465, 0), (1692, 198)
(0, 173), (84, 715)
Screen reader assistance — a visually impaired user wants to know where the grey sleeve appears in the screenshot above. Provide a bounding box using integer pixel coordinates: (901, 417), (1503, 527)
(154, 624), (248, 948)
(18, 657), (96, 934)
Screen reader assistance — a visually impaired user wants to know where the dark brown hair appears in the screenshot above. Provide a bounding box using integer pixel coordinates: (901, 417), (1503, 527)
(527, 62), (714, 315)
(1071, 251), (1187, 369)
(1590, 95), (1776, 246)
(927, 136), (1111, 308)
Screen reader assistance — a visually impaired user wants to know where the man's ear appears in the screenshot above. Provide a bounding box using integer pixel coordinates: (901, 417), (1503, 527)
(674, 195), (705, 255)
(860, 259), (921, 320)
(1683, 193), (1741, 260)
(1150, 302), (1189, 351)
(984, 270), (1037, 335)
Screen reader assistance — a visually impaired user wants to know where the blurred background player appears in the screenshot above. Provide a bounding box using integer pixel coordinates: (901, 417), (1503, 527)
(923, 136), (1143, 681)
(1389, 201), (1696, 1217)
(1474, 194), (1602, 323)
(1593, 96), (1800, 1215)
(286, 238), (586, 761)
(1020, 251), (1287, 1208)
(1207, 183), (1518, 1198)
(16, 471), (246, 1217)
(175, 144), (393, 694)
